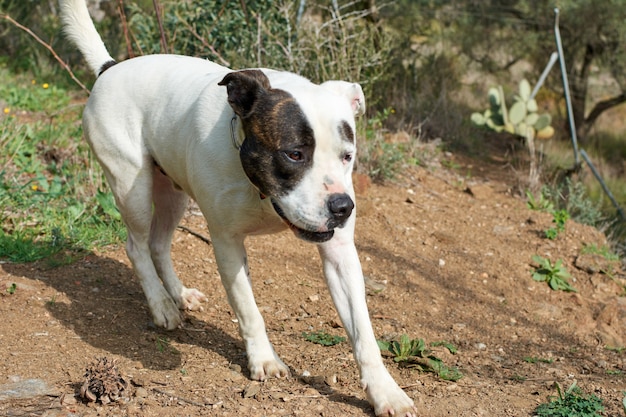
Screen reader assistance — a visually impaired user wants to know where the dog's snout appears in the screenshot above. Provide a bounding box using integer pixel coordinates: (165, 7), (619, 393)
(327, 193), (354, 224)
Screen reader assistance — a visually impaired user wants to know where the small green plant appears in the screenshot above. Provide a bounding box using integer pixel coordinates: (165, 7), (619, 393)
(545, 209), (570, 240)
(302, 331), (345, 346)
(526, 190), (554, 212)
(361, 107), (405, 181)
(532, 255), (577, 292)
(605, 345), (625, 354)
(46, 294), (57, 306)
(523, 356), (554, 364)
(581, 243), (619, 262)
(156, 336), (179, 353)
(6, 283), (17, 295)
(377, 334), (462, 381)
(535, 382), (604, 417)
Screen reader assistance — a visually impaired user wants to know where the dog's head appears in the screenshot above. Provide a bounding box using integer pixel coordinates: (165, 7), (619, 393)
(218, 70), (365, 243)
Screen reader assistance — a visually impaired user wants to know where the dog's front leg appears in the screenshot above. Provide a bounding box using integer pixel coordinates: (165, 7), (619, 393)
(212, 236), (290, 380)
(318, 227), (417, 417)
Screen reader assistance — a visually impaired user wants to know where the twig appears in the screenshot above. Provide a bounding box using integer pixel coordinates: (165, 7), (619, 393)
(117, 0), (134, 58)
(152, 0), (168, 54)
(177, 225), (211, 245)
(174, 11), (230, 67)
(0, 13), (90, 94)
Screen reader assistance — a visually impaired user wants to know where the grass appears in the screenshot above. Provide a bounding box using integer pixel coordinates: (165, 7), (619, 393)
(535, 382), (604, 417)
(302, 331), (346, 346)
(0, 66), (125, 264)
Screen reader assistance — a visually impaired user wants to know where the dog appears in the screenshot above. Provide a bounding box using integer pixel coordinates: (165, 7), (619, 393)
(60, 1), (416, 415)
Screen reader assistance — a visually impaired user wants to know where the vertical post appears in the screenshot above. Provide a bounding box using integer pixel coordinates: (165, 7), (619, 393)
(554, 8), (579, 166)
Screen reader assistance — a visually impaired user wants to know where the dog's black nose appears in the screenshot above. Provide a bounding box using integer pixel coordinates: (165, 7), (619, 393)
(327, 193), (354, 226)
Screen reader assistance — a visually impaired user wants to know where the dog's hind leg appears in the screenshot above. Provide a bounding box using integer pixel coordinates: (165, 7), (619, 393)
(210, 235), (289, 380)
(101, 157), (182, 330)
(149, 165), (207, 311)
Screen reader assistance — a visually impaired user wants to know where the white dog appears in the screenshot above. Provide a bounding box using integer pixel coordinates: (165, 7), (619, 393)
(60, 1), (416, 415)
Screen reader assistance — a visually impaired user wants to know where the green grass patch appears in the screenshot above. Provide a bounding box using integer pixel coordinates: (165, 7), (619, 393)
(302, 331), (346, 346)
(535, 382), (604, 417)
(523, 356), (554, 364)
(0, 71), (125, 264)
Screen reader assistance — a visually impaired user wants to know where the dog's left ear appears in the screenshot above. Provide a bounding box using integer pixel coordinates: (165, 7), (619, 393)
(218, 70), (271, 118)
(320, 81), (366, 117)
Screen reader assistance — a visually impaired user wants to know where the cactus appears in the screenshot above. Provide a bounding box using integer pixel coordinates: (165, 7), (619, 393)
(471, 79), (554, 141)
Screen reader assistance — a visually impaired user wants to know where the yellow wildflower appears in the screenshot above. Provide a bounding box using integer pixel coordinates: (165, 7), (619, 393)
(31, 79), (36, 85)
(31, 184), (39, 191)
(42, 83), (49, 89)
(3, 107), (9, 114)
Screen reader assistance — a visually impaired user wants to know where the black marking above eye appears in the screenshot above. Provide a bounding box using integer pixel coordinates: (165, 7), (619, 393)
(338, 120), (355, 144)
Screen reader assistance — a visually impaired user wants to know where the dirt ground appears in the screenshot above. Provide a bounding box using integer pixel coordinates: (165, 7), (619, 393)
(1, 149), (625, 417)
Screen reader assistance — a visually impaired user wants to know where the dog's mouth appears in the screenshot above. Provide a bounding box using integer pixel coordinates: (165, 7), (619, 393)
(271, 200), (335, 243)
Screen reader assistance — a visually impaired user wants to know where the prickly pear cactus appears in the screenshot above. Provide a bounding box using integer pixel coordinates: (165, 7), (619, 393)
(471, 79), (554, 140)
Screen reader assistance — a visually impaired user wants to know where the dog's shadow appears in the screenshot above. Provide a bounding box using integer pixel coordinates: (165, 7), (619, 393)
(2, 254), (241, 371)
(1, 253), (373, 415)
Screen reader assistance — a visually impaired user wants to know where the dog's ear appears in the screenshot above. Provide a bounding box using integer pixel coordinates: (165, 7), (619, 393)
(218, 70), (271, 118)
(320, 81), (366, 117)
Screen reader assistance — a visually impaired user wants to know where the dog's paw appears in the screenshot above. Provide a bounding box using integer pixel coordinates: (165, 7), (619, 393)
(363, 373), (417, 417)
(249, 356), (290, 381)
(149, 295), (182, 330)
(179, 287), (207, 311)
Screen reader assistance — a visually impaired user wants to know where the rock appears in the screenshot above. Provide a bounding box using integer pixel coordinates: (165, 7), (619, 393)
(242, 382), (261, 398)
(0, 378), (58, 401)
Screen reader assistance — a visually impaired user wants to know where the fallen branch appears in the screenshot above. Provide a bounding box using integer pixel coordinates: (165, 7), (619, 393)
(177, 225), (212, 245)
(0, 13), (90, 95)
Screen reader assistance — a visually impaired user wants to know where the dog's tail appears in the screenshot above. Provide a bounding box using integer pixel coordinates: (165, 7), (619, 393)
(59, 0), (116, 78)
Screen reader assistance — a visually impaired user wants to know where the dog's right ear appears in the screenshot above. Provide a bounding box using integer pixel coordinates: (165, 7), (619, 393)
(218, 70), (271, 118)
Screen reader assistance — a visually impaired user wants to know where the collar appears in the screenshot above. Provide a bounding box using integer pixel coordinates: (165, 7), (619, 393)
(230, 114), (243, 150)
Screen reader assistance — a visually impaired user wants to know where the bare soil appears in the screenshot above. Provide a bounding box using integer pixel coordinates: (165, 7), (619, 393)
(1, 153), (625, 417)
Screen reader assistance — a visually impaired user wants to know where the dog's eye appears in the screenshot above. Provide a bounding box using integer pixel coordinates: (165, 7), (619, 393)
(285, 150), (304, 162)
(343, 153), (353, 163)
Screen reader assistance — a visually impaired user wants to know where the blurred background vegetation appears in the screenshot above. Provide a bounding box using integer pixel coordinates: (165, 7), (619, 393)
(1, 0), (625, 257)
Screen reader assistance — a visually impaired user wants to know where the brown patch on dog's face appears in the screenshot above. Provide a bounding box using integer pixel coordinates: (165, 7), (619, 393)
(219, 70), (314, 197)
(338, 120), (355, 144)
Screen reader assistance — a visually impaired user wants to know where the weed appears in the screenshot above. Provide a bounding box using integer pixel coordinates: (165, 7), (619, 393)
(542, 178), (603, 227)
(605, 345), (625, 354)
(581, 243), (620, 262)
(0, 85), (125, 263)
(360, 107), (406, 181)
(532, 255), (577, 292)
(523, 356), (554, 364)
(6, 282), (16, 294)
(302, 331), (345, 346)
(535, 382), (604, 417)
(430, 340), (458, 354)
(46, 294), (56, 306)
(526, 190), (555, 212)
(377, 334), (462, 381)
(156, 336), (179, 354)
(545, 209), (570, 240)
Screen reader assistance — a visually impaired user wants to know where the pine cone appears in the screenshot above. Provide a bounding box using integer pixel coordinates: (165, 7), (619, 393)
(80, 357), (130, 404)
